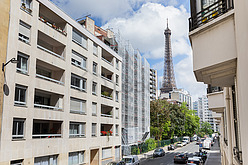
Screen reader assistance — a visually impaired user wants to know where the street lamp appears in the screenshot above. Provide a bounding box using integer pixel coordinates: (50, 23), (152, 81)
(2, 58), (19, 72)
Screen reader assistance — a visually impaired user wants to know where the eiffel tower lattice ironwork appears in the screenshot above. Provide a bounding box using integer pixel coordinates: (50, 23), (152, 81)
(160, 19), (177, 94)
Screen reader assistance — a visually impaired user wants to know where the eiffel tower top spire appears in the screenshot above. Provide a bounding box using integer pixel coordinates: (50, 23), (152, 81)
(160, 19), (177, 94)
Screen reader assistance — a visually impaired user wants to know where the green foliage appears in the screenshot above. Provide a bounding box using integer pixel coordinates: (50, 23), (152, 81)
(150, 100), (200, 140)
(199, 121), (213, 136)
(145, 138), (157, 151)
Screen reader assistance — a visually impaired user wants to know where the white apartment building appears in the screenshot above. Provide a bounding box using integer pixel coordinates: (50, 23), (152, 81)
(160, 88), (193, 110)
(150, 69), (158, 100)
(194, 96), (217, 132)
(0, 0), (122, 164)
(189, 0), (247, 164)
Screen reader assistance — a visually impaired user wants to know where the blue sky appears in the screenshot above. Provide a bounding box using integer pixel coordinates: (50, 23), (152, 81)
(51, 0), (207, 101)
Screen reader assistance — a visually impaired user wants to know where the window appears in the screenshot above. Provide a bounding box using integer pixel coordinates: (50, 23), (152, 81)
(72, 29), (87, 49)
(34, 155), (58, 165)
(11, 160), (23, 165)
(69, 122), (86, 138)
(102, 147), (112, 159)
(12, 118), (25, 139)
(116, 91), (119, 102)
(14, 84), (27, 106)
(93, 62), (97, 74)
(21, 0), (32, 9)
(92, 102), (97, 116)
(19, 21), (30, 44)
(34, 93), (50, 106)
(116, 59), (119, 70)
(71, 50), (87, 70)
(92, 82), (97, 95)
(92, 123), (97, 137)
(115, 108), (119, 119)
(71, 74), (87, 91)
(68, 151), (85, 165)
(116, 75), (119, 85)
(116, 125), (119, 136)
(16, 52), (28, 74)
(93, 43), (98, 55)
(70, 98), (86, 114)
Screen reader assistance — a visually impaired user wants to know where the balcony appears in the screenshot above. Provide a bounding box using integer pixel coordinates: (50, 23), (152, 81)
(34, 89), (63, 111)
(39, 4), (67, 35)
(101, 67), (113, 82)
(101, 124), (113, 136)
(207, 89), (225, 113)
(32, 119), (62, 138)
(101, 85), (113, 100)
(36, 60), (64, 85)
(37, 31), (65, 59)
(101, 104), (113, 118)
(102, 49), (113, 66)
(207, 85), (223, 94)
(189, 0), (234, 31)
(189, 0), (236, 87)
(20, 1), (32, 15)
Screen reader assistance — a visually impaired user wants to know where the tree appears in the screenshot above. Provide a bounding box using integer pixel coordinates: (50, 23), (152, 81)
(200, 121), (213, 136)
(150, 100), (170, 140)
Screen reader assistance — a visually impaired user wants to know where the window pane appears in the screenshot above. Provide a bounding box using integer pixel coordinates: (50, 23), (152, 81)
(72, 29), (82, 45)
(92, 103), (97, 115)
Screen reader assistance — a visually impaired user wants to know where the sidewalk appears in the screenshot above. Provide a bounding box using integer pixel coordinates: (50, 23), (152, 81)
(205, 139), (221, 165)
(137, 145), (169, 162)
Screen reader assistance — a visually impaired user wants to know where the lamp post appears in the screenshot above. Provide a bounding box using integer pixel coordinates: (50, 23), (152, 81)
(2, 58), (19, 72)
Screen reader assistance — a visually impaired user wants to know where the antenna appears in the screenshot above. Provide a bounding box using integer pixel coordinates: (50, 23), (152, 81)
(76, 14), (91, 21)
(167, 18), (168, 28)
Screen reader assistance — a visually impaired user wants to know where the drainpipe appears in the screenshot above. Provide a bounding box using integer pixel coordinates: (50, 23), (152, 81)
(225, 87), (233, 165)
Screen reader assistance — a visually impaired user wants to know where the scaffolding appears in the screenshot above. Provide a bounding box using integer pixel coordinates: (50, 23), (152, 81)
(113, 32), (150, 155)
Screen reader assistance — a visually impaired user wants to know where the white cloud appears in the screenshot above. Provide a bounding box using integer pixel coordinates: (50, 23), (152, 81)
(102, 3), (189, 59)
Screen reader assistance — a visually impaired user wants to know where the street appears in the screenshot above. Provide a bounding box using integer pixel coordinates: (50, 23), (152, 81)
(141, 142), (199, 165)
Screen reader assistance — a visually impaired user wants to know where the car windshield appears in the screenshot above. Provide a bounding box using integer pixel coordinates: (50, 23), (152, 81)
(122, 158), (132, 163)
(155, 149), (162, 152)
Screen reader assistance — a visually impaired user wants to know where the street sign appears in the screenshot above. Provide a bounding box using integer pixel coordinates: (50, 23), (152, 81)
(199, 143), (203, 148)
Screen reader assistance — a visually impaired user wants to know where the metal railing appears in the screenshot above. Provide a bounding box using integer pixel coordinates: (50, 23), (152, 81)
(207, 85), (223, 94)
(34, 103), (62, 111)
(71, 85), (86, 92)
(101, 114), (113, 118)
(101, 75), (112, 82)
(36, 74), (64, 85)
(32, 134), (62, 138)
(101, 94), (113, 100)
(37, 45), (64, 59)
(189, 0), (234, 31)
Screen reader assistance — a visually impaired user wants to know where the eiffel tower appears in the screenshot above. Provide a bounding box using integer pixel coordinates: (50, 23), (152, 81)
(160, 19), (177, 94)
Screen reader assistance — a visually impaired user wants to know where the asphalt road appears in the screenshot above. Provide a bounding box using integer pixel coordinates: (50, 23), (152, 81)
(141, 142), (199, 165)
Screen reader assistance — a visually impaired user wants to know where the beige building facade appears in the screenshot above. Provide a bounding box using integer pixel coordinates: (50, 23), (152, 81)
(189, 0), (246, 164)
(0, 0), (122, 164)
(0, 0), (11, 136)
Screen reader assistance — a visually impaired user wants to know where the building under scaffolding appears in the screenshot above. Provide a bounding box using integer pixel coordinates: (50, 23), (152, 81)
(81, 17), (151, 155)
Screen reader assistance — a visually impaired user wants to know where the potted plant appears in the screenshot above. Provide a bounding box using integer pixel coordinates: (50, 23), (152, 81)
(21, 3), (26, 9)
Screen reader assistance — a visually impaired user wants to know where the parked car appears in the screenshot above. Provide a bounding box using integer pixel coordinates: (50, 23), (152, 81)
(153, 148), (165, 157)
(182, 140), (187, 146)
(183, 136), (190, 144)
(176, 142), (183, 147)
(122, 155), (139, 165)
(168, 144), (175, 150)
(107, 161), (125, 165)
(187, 157), (203, 165)
(174, 153), (188, 163)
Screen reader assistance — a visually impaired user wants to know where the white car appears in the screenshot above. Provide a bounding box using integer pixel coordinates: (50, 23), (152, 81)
(176, 142), (184, 147)
(122, 155), (139, 165)
(182, 140), (187, 146)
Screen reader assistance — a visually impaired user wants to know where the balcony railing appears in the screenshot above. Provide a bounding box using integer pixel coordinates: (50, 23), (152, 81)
(36, 74), (64, 85)
(101, 114), (112, 118)
(32, 134), (62, 138)
(207, 85), (223, 94)
(101, 76), (112, 82)
(101, 94), (112, 100)
(34, 104), (62, 111)
(37, 45), (64, 59)
(189, 0), (234, 31)
(39, 17), (67, 36)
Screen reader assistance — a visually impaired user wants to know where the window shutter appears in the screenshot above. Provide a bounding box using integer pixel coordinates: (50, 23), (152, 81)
(19, 21), (30, 38)
(72, 29), (82, 45)
(70, 99), (80, 111)
(92, 103), (97, 114)
(102, 148), (112, 159)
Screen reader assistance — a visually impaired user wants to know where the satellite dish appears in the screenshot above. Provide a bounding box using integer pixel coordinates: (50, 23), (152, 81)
(3, 84), (9, 96)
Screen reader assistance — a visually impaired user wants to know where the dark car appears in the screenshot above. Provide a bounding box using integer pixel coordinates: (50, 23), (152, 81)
(174, 153), (188, 163)
(168, 144), (175, 150)
(153, 148), (165, 157)
(107, 161), (126, 165)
